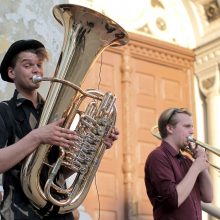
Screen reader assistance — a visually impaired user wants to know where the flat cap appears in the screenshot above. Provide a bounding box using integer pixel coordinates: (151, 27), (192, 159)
(0, 39), (45, 82)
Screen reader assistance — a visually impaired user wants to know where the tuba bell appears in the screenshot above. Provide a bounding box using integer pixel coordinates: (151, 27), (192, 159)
(20, 3), (128, 215)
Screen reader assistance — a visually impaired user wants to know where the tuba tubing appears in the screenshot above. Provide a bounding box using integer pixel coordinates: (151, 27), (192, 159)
(20, 3), (128, 214)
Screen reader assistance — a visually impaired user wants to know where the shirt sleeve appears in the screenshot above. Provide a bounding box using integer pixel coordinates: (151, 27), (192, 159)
(0, 113), (10, 148)
(146, 150), (178, 209)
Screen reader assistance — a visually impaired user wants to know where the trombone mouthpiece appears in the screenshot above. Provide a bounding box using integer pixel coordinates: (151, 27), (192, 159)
(187, 136), (195, 142)
(32, 75), (43, 83)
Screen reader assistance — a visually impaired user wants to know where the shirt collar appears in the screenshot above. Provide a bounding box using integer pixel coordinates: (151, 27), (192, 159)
(13, 89), (44, 107)
(162, 140), (180, 158)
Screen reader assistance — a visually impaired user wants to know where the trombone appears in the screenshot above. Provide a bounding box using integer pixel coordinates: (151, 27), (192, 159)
(150, 125), (220, 170)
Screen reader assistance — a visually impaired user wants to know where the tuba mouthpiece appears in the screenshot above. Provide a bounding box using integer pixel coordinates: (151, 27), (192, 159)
(32, 75), (43, 84)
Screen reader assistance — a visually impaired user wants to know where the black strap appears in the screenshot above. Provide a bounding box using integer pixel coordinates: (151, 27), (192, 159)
(38, 201), (53, 216)
(38, 201), (60, 216)
(50, 205), (60, 216)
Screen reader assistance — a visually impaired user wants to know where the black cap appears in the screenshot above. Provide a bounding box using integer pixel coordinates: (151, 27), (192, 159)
(0, 39), (45, 83)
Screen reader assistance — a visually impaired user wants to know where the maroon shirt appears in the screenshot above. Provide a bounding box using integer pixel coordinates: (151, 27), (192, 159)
(145, 141), (201, 220)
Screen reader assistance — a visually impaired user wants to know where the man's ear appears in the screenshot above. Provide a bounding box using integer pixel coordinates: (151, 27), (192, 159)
(7, 67), (15, 81)
(166, 124), (174, 135)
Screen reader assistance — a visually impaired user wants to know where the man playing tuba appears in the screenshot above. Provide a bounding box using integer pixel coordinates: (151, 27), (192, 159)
(0, 39), (119, 220)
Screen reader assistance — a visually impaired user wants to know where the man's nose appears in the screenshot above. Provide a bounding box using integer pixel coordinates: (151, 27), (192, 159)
(32, 64), (40, 73)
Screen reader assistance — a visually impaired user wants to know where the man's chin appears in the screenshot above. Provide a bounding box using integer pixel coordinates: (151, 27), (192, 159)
(32, 82), (40, 89)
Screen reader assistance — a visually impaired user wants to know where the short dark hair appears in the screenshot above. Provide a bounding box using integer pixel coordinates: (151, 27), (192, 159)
(158, 108), (192, 139)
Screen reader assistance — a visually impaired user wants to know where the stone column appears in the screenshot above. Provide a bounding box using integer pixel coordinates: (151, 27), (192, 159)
(195, 40), (220, 209)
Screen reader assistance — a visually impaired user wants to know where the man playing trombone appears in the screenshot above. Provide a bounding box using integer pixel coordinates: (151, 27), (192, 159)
(145, 108), (213, 220)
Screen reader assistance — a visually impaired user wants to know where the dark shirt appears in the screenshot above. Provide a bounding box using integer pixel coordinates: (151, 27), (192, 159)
(0, 90), (74, 220)
(145, 141), (201, 220)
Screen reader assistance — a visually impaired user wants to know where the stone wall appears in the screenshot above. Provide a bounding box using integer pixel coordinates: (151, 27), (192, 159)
(0, 0), (68, 99)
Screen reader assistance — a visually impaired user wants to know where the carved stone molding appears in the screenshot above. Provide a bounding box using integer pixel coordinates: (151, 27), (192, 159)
(127, 33), (195, 70)
(196, 64), (220, 97)
(202, 75), (215, 90)
(195, 40), (220, 69)
(204, 0), (220, 22)
(195, 48), (220, 66)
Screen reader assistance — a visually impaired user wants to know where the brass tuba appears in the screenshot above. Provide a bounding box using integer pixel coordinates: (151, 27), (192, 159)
(20, 4), (128, 215)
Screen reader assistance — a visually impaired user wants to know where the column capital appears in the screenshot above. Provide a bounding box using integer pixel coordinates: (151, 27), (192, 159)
(196, 64), (220, 97)
(194, 39), (220, 97)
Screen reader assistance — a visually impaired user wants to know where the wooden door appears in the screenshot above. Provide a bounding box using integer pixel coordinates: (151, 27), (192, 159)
(131, 56), (194, 220)
(81, 49), (125, 220)
(79, 33), (195, 220)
